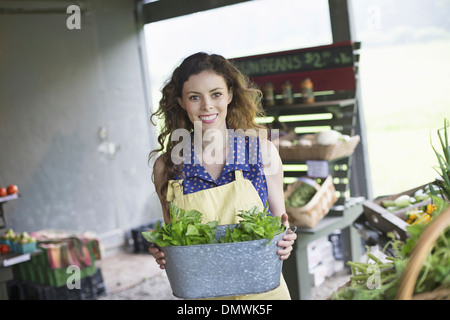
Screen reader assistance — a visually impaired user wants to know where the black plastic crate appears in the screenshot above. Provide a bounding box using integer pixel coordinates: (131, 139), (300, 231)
(7, 267), (107, 300)
(131, 221), (161, 253)
(328, 231), (343, 260)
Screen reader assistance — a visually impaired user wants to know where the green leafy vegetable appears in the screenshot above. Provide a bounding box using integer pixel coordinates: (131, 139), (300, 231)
(332, 196), (450, 300)
(221, 205), (286, 245)
(141, 203), (218, 247)
(430, 118), (450, 201)
(332, 250), (399, 300)
(142, 203), (286, 247)
(333, 121), (450, 300)
(285, 182), (316, 207)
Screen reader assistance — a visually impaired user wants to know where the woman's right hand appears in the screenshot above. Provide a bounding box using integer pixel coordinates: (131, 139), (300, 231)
(149, 246), (166, 269)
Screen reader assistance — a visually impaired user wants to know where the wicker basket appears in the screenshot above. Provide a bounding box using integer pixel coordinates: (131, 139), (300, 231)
(285, 176), (338, 229)
(396, 206), (450, 300)
(279, 135), (360, 161)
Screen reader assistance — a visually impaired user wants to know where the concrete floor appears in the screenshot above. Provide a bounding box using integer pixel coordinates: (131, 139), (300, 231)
(96, 249), (352, 300)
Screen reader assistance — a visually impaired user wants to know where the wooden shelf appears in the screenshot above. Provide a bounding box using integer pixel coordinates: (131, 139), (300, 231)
(0, 194), (19, 229)
(264, 98), (356, 117)
(0, 194), (18, 204)
(1, 251), (31, 267)
(283, 197), (364, 299)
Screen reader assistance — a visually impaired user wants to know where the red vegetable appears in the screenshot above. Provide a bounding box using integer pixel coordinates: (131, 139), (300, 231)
(0, 244), (10, 254)
(6, 184), (18, 195)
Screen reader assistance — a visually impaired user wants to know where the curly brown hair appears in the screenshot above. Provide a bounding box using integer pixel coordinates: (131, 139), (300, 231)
(149, 52), (267, 198)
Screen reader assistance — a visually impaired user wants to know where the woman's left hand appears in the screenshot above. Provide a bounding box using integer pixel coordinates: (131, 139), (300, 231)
(277, 213), (297, 260)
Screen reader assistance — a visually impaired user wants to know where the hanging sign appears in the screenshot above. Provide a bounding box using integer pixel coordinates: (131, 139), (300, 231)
(306, 160), (329, 178)
(233, 44), (354, 78)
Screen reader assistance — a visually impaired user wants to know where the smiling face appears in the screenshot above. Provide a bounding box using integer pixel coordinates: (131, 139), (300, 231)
(178, 70), (233, 133)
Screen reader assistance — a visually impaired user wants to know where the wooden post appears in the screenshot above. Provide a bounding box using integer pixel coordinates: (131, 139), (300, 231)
(328, 0), (373, 200)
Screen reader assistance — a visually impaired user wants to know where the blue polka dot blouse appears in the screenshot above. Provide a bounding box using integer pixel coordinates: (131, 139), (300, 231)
(173, 133), (268, 206)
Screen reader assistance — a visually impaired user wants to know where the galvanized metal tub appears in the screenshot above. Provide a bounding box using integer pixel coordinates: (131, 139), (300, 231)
(161, 224), (286, 299)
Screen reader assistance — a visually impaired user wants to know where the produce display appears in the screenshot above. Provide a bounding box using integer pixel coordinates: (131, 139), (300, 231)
(0, 184), (18, 197)
(333, 119), (450, 300)
(285, 182), (317, 207)
(285, 175), (337, 229)
(380, 187), (433, 212)
(332, 196), (449, 300)
(379, 185), (440, 225)
(0, 228), (36, 254)
(141, 203), (285, 247)
(279, 129), (351, 148)
(277, 129), (360, 162)
(404, 204), (437, 225)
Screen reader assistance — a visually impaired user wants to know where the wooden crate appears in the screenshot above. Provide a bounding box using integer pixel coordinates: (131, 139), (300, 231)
(285, 175), (338, 229)
(362, 183), (433, 241)
(279, 135), (360, 161)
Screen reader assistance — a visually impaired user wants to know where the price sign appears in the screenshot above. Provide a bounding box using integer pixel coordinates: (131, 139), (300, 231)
(233, 44), (354, 77)
(306, 160), (329, 178)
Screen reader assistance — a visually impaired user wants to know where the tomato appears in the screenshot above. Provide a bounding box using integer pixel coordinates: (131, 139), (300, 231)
(0, 244), (10, 254)
(6, 184), (18, 195)
(0, 187), (6, 197)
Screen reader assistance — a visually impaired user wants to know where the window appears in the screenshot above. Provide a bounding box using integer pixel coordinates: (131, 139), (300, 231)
(351, 0), (450, 196)
(143, 0), (450, 197)
(144, 0), (332, 112)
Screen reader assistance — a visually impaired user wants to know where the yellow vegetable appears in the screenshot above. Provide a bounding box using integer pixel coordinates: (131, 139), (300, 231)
(426, 204), (437, 214)
(405, 208), (424, 224)
(406, 209), (422, 220)
(412, 213), (431, 225)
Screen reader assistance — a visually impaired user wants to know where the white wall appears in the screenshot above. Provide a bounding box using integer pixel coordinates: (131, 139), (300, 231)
(0, 0), (161, 250)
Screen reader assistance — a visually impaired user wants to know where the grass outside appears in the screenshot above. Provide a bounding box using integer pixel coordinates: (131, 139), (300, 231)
(360, 39), (450, 198)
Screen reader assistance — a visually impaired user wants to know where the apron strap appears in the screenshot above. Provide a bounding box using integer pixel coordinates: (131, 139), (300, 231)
(167, 179), (184, 202)
(167, 171), (244, 202)
(234, 170), (244, 181)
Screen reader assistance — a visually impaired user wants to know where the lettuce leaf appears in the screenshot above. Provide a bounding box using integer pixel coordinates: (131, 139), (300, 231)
(141, 203), (218, 247)
(222, 205), (285, 245)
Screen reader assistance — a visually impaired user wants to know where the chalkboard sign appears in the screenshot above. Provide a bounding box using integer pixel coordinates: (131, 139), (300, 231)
(233, 44), (354, 78)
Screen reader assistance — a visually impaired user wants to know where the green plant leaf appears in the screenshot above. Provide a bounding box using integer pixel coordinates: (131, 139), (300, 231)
(221, 205), (285, 244)
(185, 224), (200, 236)
(141, 204), (218, 247)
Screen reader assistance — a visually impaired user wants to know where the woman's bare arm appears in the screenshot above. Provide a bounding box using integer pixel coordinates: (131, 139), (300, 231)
(153, 155), (170, 223)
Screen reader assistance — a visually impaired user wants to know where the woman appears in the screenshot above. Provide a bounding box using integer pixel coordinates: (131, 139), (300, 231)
(148, 52), (297, 300)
